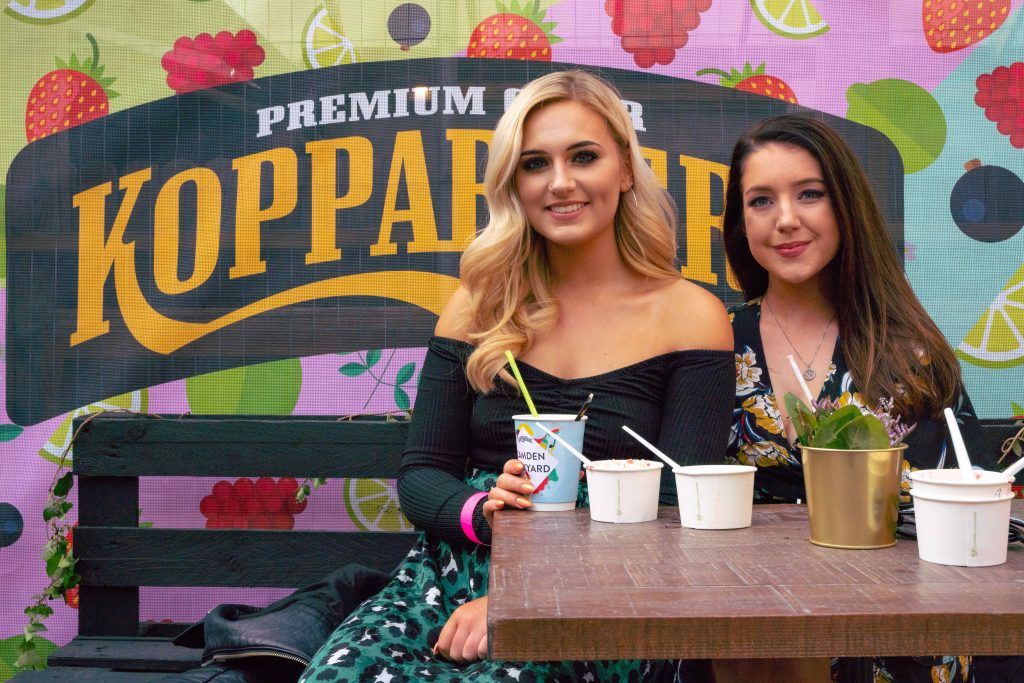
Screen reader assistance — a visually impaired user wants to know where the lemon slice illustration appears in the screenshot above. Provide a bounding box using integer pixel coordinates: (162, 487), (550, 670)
(343, 478), (413, 532)
(751, 0), (829, 39)
(303, 5), (357, 69)
(957, 263), (1024, 368)
(4, 0), (95, 24)
(39, 390), (148, 465)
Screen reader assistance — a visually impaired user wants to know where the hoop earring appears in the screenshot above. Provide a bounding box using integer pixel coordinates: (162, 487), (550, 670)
(630, 188), (639, 211)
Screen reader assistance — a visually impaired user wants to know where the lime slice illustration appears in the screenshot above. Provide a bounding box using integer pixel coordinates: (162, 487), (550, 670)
(39, 390), (148, 465)
(846, 79), (946, 175)
(303, 5), (357, 69)
(957, 263), (1024, 368)
(1, 634), (57, 677)
(4, 0), (95, 24)
(186, 358), (301, 414)
(343, 478), (413, 532)
(750, 0), (829, 39)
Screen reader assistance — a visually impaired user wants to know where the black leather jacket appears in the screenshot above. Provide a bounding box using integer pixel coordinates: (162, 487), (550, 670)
(157, 564), (391, 683)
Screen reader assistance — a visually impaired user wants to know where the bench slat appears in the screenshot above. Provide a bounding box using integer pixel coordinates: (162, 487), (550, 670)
(77, 527), (416, 586)
(45, 636), (201, 672)
(11, 668), (176, 681)
(74, 416), (410, 477)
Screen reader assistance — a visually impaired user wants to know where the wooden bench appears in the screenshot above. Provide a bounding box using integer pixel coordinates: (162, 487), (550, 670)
(12, 413), (417, 681)
(11, 415), (1021, 680)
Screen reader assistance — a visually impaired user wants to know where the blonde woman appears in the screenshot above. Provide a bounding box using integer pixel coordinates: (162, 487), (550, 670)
(301, 70), (733, 682)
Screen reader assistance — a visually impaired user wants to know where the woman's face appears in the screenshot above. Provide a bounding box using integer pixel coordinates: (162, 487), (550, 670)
(513, 99), (632, 250)
(740, 143), (841, 289)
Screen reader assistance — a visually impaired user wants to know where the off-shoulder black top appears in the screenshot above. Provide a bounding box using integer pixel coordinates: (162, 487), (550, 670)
(397, 336), (734, 546)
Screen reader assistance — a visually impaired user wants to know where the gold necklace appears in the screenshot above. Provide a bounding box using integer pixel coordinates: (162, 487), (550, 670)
(762, 297), (835, 381)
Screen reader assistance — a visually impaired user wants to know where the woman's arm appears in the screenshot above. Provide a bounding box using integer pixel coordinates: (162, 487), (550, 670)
(397, 289), (494, 546)
(654, 283), (736, 503)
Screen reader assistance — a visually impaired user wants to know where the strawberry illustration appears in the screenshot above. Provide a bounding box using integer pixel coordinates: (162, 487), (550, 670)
(923, 0), (1010, 53)
(25, 33), (118, 143)
(467, 0), (562, 61)
(696, 63), (798, 104)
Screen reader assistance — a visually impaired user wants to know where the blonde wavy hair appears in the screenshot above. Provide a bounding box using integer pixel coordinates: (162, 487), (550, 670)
(460, 70), (680, 392)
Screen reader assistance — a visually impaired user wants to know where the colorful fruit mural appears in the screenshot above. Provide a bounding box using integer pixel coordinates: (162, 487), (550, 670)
(1, 0), (1022, 676)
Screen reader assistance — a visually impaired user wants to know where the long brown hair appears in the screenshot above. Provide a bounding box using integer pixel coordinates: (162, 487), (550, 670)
(722, 114), (961, 419)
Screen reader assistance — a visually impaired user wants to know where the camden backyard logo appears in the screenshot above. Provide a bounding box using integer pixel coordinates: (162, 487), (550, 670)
(4, 58), (904, 425)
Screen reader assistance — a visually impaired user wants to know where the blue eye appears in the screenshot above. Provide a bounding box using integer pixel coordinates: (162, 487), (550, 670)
(748, 196), (770, 208)
(573, 149), (598, 164)
(800, 189), (825, 200)
(520, 156), (547, 172)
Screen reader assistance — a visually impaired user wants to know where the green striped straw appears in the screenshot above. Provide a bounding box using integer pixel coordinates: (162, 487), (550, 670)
(504, 350), (538, 416)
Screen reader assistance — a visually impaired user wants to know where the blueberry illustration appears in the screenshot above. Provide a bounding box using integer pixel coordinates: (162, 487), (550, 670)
(0, 503), (24, 547)
(950, 164), (1024, 242)
(388, 3), (431, 51)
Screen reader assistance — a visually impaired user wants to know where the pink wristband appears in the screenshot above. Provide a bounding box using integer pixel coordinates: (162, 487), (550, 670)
(460, 491), (489, 545)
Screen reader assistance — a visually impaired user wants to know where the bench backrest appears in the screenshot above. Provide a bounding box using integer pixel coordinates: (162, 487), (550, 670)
(71, 413), (1019, 639)
(72, 413), (417, 637)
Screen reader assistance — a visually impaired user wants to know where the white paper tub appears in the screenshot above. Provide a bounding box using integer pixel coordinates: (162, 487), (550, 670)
(909, 468), (1014, 499)
(673, 465), (757, 529)
(911, 490), (1015, 567)
(585, 459), (663, 523)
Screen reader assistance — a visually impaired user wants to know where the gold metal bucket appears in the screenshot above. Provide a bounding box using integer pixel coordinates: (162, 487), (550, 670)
(800, 444), (906, 549)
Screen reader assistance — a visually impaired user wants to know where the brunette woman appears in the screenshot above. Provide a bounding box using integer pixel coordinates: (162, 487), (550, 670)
(720, 113), (1016, 683)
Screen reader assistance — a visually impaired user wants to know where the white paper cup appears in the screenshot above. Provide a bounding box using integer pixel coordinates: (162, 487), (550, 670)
(909, 468), (1014, 499)
(673, 465), (757, 529)
(911, 490), (1014, 567)
(585, 459), (663, 523)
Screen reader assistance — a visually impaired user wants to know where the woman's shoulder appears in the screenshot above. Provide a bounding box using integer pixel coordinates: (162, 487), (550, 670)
(653, 278), (733, 352)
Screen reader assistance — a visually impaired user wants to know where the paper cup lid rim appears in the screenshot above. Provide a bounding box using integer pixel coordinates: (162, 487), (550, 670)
(909, 469), (1012, 484)
(672, 465), (757, 474)
(586, 459), (664, 471)
(910, 491), (1017, 503)
(512, 414), (588, 421)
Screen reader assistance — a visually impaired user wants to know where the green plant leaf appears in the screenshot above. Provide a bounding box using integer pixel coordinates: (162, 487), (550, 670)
(365, 349), (381, 367)
(0, 424), (23, 441)
(784, 393), (816, 445)
(394, 387), (410, 411)
(395, 362), (416, 386)
(339, 363), (367, 377)
(809, 405), (864, 447)
(1012, 402), (1023, 417)
(829, 414), (891, 449)
(53, 472), (74, 497)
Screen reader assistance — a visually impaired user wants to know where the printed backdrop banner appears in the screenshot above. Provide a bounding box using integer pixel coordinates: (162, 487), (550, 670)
(5, 58), (903, 426)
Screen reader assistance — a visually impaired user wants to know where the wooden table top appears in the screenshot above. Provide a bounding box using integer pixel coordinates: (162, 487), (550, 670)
(488, 503), (1024, 661)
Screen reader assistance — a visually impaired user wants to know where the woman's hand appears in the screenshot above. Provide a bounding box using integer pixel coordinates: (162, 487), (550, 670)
(433, 596), (489, 663)
(482, 459), (535, 526)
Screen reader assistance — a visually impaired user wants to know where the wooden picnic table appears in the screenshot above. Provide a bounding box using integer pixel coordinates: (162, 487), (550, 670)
(488, 502), (1024, 661)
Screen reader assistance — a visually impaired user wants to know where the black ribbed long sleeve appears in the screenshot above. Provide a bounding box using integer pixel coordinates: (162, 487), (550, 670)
(397, 338), (492, 546)
(656, 350), (735, 505)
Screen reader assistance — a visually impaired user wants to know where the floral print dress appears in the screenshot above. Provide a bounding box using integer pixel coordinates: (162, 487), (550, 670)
(728, 299), (999, 683)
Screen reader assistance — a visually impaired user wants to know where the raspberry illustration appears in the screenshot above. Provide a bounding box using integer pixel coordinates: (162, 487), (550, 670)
(696, 63), (798, 104)
(161, 29), (266, 94)
(467, 0), (562, 61)
(605, 0), (713, 69)
(25, 33), (119, 143)
(923, 0), (1010, 53)
(975, 62), (1024, 149)
(202, 477), (305, 529)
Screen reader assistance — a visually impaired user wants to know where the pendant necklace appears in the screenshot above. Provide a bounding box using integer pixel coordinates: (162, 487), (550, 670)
(763, 297), (835, 382)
